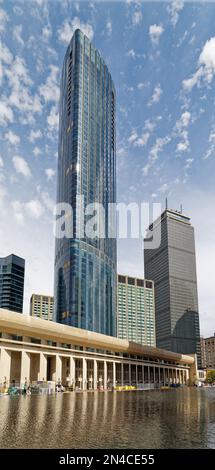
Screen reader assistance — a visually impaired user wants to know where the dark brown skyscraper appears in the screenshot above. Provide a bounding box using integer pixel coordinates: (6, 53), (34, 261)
(144, 208), (201, 368)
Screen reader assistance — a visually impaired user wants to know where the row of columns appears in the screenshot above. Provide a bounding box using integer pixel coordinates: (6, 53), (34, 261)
(0, 347), (189, 389)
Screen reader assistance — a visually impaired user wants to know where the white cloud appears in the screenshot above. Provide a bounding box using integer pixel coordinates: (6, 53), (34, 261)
(25, 200), (44, 219)
(174, 111), (191, 153)
(47, 105), (59, 129)
(132, 10), (142, 26)
(42, 25), (52, 42)
(203, 125), (215, 160)
(0, 101), (14, 126)
(134, 132), (150, 147)
(185, 157), (194, 169)
(127, 49), (136, 58)
(33, 146), (42, 157)
(58, 17), (94, 44)
(167, 0), (184, 27)
(6, 56), (32, 88)
(12, 155), (32, 178)
(13, 25), (24, 47)
(28, 129), (42, 143)
(177, 142), (189, 152)
(11, 200), (25, 225)
(39, 65), (60, 103)
(45, 168), (55, 180)
(128, 130), (138, 144)
(12, 198), (45, 222)
(128, 120), (155, 148)
(106, 20), (112, 37)
(142, 136), (170, 175)
(0, 8), (8, 33)
(0, 43), (13, 65)
(175, 111), (191, 130)
(148, 84), (163, 106)
(159, 183), (169, 194)
(183, 37), (215, 92)
(4, 130), (20, 146)
(149, 24), (164, 45)
(4, 56), (42, 120)
(144, 119), (156, 133)
(13, 5), (23, 16)
(137, 82), (146, 90)
(0, 156), (4, 168)
(0, 183), (7, 215)
(41, 191), (55, 211)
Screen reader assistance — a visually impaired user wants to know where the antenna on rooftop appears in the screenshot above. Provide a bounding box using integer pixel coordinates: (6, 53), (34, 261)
(165, 197), (168, 210)
(180, 204), (183, 213)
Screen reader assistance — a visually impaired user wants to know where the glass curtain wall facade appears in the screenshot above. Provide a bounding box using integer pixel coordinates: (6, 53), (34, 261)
(117, 275), (156, 346)
(144, 209), (201, 367)
(0, 254), (25, 313)
(54, 29), (117, 336)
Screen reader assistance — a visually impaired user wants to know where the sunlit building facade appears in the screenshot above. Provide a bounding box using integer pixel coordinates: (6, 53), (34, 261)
(30, 294), (54, 321)
(117, 275), (156, 347)
(54, 29), (116, 335)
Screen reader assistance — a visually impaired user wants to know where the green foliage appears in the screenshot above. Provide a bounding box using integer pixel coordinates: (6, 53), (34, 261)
(206, 370), (215, 384)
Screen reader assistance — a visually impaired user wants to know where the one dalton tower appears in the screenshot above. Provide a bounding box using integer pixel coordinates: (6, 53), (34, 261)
(54, 30), (117, 336)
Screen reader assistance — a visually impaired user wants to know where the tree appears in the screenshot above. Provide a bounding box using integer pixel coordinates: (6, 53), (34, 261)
(206, 370), (215, 384)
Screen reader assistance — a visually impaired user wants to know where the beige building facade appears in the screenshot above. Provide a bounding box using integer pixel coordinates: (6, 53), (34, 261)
(0, 308), (197, 389)
(30, 294), (53, 321)
(205, 334), (215, 369)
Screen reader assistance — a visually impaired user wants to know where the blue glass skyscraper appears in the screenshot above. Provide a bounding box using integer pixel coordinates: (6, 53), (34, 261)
(54, 30), (117, 336)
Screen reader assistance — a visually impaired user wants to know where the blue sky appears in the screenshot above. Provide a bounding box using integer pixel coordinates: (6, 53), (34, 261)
(0, 0), (215, 336)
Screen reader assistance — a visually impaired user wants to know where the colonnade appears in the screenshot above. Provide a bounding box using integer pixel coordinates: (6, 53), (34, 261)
(0, 346), (189, 389)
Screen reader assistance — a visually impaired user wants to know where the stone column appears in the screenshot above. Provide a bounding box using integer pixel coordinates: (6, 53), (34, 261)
(94, 359), (97, 390)
(83, 358), (87, 390)
(69, 356), (75, 387)
(104, 361), (107, 389)
(39, 353), (47, 381)
(113, 362), (116, 388)
(129, 363), (131, 385)
(0, 348), (11, 386)
(20, 351), (30, 386)
(121, 362), (124, 386)
(158, 367), (161, 386)
(56, 355), (62, 383)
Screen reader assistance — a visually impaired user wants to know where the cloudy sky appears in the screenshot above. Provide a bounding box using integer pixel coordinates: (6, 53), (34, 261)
(0, 0), (215, 336)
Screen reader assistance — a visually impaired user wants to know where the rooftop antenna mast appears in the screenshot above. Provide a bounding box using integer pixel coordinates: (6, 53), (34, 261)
(165, 197), (168, 210)
(180, 204), (183, 213)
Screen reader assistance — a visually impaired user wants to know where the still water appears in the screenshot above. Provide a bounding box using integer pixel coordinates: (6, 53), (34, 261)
(0, 388), (215, 449)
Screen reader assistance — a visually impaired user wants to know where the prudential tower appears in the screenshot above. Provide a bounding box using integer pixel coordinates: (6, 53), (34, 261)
(54, 29), (117, 336)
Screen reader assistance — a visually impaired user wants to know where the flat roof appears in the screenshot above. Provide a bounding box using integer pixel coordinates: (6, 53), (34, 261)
(0, 309), (194, 365)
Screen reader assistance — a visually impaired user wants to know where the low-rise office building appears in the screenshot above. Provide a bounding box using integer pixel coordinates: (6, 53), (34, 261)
(30, 294), (54, 321)
(0, 308), (197, 389)
(117, 275), (156, 347)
